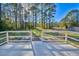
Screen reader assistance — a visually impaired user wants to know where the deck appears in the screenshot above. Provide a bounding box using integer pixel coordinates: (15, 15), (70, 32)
(0, 31), (79, 56)
(0, 40), (79, 56)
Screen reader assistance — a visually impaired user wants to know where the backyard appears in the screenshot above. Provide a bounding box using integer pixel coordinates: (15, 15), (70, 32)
(0, 3), (79, 56)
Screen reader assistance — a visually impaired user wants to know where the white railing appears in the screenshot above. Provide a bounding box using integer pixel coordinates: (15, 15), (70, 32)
(0, 31), (35, 55)
(41, 30), (79, 42)
(0, 31), (7, 45)
(0, 30), (79, 45)
(67, 31), (79, 42)
(7, 31), (32, 42)
(0, 31), (32, 45)
(68, 31), (79, 34)
(41, 30), (67, 42)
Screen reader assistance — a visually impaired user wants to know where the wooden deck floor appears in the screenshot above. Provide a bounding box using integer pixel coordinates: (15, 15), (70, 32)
(0, 39), (79, 56)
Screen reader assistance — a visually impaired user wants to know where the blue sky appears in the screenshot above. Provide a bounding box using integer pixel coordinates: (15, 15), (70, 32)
(55, 3), (79, 22)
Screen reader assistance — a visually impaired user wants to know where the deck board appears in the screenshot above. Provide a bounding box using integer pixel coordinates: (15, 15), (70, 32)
(0, 39), (79, 56)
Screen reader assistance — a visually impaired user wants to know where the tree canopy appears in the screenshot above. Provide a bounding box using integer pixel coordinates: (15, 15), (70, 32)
(59, 9), (79, 29)
(0, 3), (56, 31)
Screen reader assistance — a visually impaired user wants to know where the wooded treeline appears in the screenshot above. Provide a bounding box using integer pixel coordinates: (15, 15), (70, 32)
(0, 3), (56, 31)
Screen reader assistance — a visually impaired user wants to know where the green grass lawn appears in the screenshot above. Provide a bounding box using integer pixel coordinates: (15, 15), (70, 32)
(44, 31), (79, 39)
(66, 31), (79, 38)
(44, 32), (64, 36)
(9, 32), (30, 36)
(68, 34), (79, 39)
(32, 29), (42, 37)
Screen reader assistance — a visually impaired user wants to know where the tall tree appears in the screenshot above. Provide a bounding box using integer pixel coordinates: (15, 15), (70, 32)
(0, 3), (1, 20)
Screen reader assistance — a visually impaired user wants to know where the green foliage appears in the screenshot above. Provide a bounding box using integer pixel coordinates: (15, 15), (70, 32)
(59, 9), (79, 29)
(0, 3), (56, 31)
(32, 28), (42, 37)
(0, 18), (16, 31)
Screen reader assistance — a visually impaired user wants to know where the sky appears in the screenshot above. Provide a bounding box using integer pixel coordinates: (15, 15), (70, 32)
(55, 3), (79, 22)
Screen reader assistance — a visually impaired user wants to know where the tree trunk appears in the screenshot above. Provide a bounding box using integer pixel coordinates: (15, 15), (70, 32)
(0, 3), (1, 20)
(35, 10), (37, 28)
(41, 4), (44, 29)
(14, 4), (18, 30)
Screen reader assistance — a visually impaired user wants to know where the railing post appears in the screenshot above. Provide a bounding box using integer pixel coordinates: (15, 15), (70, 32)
(41, 30), (43, 38)
(65, 31), (67, 43)
(30, 31), (32, 41)
(6, 31), (9, 43)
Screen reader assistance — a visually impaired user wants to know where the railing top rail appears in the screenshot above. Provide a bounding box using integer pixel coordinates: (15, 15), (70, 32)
(42, 30), (79, 34)
(0, 31), (32, 34)
(7, 31), (32, 32)
(42, 30), (65, 33)
(0, 31), (6, 34)
(67, 31), (79, 34)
